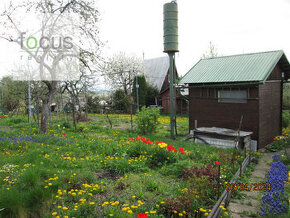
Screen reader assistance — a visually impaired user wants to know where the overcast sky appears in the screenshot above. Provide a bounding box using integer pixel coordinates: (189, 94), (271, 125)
(97, 0), (290, 76)
(0, 0), (290, 84)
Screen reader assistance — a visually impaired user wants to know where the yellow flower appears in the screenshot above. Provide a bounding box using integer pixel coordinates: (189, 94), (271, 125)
(62, 207), (68, 210)
(174, 210), (178, 214)
(52, 212), (57, 216)
(89, 202), (95, 205)
(57, 206), (62, 209)
(109, 214), (113, 217)
(205, 213), (209, 216)
(150, 211), (156, 214)
(132, 195), (136, 198)
(178, 213), (183, 216)
(127, 210), (133, 214)
(48, 183), (52, 186)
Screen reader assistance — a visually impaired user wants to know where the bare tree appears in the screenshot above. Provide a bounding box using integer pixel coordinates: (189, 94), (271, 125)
(0, 0), (102, 133)
(201, 41), (219, 59)
(102, 52), (144, 95)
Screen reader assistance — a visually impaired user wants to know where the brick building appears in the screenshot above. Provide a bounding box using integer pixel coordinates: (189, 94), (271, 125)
(144, 56), (187, 114)
(179, 50), (290, 148)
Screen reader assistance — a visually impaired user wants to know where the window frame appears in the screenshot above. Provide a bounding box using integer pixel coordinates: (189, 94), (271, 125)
(218, 89), (248, 103)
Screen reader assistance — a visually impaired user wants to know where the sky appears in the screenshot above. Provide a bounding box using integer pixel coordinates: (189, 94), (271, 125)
(0, 0), (290, 86)
(97, 0), (290, 76)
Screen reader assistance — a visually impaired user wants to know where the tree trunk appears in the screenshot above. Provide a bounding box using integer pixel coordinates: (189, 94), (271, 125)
(41, 99), (50, 133)
(40, 81), (57, 133)
(72, 97), (77, 130)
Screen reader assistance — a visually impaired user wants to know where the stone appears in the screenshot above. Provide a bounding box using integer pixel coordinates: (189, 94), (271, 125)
(228, 203), (257, 214)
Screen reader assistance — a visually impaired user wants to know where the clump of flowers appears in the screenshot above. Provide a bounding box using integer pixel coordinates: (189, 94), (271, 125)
(258, 155), (288, 216)
(0, 115), (8, 119)
(133, 137), (186, 155)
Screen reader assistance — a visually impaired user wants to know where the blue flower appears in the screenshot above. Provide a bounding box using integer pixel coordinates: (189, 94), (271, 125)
(258, 156), (288, 216)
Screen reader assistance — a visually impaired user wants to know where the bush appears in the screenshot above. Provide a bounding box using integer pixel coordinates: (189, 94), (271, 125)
(282, 110), (290, 128)
(61, 121), (72, 129)
(160, 160), (193, 177)
(266, 131), (290, 152)
(7, 115), (27, 124)
(135, 106), (160, 134)
(146, 146), (177, 168)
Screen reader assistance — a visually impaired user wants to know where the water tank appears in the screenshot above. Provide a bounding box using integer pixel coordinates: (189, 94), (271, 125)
(163, 1), (178, 53)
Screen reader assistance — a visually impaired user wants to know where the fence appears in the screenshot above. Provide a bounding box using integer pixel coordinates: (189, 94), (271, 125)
(208, 154), (251, 218)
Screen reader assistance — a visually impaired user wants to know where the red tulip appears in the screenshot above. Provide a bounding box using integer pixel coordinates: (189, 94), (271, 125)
(179, 147), (184, 152)
(215, 161), (220, 165)
(62, 134), (66, 136)
(137, 213), (148, 218)
(181, 152), (185, 155)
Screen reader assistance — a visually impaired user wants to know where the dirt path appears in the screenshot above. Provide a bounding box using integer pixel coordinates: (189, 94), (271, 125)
(228, 150), (287, 218)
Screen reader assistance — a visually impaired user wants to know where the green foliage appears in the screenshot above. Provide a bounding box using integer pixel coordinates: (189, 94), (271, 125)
(104, 158), (148, 175)
(0, 114), (247, 218)
(87, 95), (101, 113)
(160, 160), (193, 177)
(146, 146), (177, 168)
(132, 75), (147, 108)
(6, 115), (27, 124)
(283, 83), (290, 109)
(112, 89), (130, 113)
(266, 131), (290, 152)
(146, 85), (159, 106)
(282, 110), (290, 128)
(135, 106), (160, 134)
(61, 121), (72, 129)
(0, 77), (27, 114)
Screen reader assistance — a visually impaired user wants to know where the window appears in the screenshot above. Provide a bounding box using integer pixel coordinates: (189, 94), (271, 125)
(218, 90), (247, 103)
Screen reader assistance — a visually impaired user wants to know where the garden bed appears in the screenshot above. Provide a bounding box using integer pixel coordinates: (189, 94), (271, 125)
(0, 115), (259, 217)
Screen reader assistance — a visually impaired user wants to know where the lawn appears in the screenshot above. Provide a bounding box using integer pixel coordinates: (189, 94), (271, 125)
(0, 114), (254, 218)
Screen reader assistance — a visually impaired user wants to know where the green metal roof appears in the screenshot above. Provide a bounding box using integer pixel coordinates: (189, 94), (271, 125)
(179, 50), (290, 84)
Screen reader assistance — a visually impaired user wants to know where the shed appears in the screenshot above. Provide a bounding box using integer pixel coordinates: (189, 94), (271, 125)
(144, 56), (187, 114)
(179, 50), (290, 149)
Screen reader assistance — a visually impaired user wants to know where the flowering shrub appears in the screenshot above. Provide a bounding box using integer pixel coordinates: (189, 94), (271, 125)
(267, 129), (290, 152)
(0, 115), (8, 119)
(258, 155), (288, 216)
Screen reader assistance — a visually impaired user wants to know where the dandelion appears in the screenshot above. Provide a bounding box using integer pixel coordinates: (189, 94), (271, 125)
(52, 212), (57, 216)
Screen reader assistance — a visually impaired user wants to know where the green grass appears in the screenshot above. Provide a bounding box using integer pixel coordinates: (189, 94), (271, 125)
(0, 114), (258, 217)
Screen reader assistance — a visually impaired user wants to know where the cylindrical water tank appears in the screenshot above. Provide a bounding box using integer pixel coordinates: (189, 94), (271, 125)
(163, 1), (178, 53)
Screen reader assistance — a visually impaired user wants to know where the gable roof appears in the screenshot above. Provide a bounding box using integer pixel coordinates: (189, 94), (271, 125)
(179, 50), (290, 84)
(143, 56), (169, 92)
